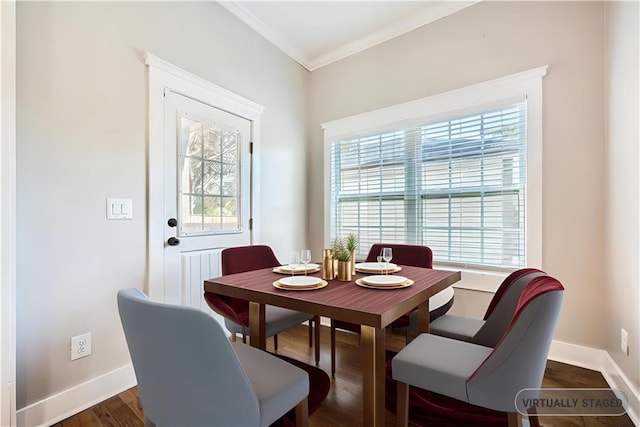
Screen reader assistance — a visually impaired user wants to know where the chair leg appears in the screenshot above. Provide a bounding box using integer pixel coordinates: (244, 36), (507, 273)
(330, 320), (336, 376)
(308, 321), (313, 347)
(527, 406), (540, 427)
(230, 333), (237, 342)
(274, 334), (278, 351)
(295, 397), (309, 427)
(397, 381), (409, 427)
(313, 316), (320, 365)
(242, 334), (246, 344)
(507, 412), (522, 427)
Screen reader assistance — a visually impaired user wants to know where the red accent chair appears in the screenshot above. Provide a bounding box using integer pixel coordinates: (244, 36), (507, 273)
(204, 245), (320, 364)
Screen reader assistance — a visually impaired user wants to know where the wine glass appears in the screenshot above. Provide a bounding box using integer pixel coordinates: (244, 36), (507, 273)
(382, 247), (393, 274)
(377, 254), (385, 274)
(300, 249), (311, 276)
(288, 251), (300, 277)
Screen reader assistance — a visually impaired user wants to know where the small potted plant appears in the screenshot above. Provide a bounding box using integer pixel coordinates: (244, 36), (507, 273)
(332, 237), (352, 281)
(345, 233), (358, 274)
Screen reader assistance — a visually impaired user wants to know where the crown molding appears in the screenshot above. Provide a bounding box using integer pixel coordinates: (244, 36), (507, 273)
(218, 1), (311, 70)
(219, 1), (480, 72)
(308, 1), (480, 71)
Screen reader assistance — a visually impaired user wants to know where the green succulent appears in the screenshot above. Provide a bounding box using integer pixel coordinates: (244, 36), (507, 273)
(345, 233), (358, 252)
(332, 237), (351, 262)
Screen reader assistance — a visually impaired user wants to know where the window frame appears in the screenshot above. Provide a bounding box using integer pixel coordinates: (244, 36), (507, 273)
(322, 66), (547, 292)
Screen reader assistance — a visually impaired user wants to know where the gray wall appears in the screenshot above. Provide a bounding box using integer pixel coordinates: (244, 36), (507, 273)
(16, 1), (308, 408)
(309, 1), (607, 349)
(604, 1), (640, 392)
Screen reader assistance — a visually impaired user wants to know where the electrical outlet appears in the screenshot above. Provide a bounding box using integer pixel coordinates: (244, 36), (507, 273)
(71, 332), (92, 361)
(620, 328), (629, 356)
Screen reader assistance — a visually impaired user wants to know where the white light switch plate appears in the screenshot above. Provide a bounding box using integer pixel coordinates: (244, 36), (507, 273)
(107, 198), (133, 220)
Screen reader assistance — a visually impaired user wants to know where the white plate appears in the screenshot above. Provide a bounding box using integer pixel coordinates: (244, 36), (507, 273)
(278, 276), (322, 287)
(362, 275), (407, 286)
(273, 280), (328, 291)
(276, 263), (320, 273)
(355, 262), (398, 271)
(355, 278), (413, 290)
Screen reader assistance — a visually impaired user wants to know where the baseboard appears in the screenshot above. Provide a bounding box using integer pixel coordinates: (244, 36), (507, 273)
(548, 339), (606, 371)
(16, 363), (136, 427)
(319, 316), (331, 328)
(549, 339), (639, 426)
(601, 352), (640, 426)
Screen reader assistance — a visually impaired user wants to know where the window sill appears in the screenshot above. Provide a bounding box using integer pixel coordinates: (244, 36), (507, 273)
(433, 264), (508, 294)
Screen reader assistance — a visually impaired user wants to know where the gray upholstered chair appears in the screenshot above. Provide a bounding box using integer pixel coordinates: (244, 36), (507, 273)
(118, 288), (310, 427)
(422, 267), (546, 347)
(393, 275), (564, 427)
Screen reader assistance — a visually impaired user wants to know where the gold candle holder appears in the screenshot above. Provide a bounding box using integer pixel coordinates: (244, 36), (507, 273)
(336, 260), (352, 281)
(321, 249), (335, 280)
(350, 250), (356, 274)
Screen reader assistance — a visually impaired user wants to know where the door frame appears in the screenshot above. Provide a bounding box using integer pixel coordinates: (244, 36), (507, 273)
(145, 53), (264, 301)
(0, 0), (16, 425)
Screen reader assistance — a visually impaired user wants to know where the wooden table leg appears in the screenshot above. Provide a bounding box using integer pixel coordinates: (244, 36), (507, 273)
(361, 325), (386, 427)
(314, 315), (320, 365)
(407, 300), (430, 344)
(397, 381), (409, 426)
(249, 302), (266, 350)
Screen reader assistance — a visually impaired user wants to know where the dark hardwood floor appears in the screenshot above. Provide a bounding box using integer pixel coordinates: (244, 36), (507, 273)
(52, 324), (635, 427)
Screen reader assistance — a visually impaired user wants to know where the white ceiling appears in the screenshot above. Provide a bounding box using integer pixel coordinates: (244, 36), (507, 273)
(219, 1), (479, 71)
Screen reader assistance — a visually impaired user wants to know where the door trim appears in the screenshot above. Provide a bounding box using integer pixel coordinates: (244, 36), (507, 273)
(145, 53), (264, 301)
(0, 0), (17, 425)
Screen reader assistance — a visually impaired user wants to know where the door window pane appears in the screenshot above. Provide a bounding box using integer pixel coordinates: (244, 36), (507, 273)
(178, 114), (241, 235)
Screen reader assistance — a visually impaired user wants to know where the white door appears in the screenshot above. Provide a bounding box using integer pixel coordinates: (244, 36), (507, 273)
(163, 90), (252, 307)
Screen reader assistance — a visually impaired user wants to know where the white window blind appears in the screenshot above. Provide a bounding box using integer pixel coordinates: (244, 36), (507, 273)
(330, 102), (527, 270)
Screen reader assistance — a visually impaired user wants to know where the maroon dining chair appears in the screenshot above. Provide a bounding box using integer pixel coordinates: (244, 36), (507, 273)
(330, 243), (455, 376)
(203, 245), (321, 364)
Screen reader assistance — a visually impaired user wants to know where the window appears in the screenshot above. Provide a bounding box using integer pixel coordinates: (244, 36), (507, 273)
(323, 66), (546, 278)
(179, 114), (241, 235)
(330, 104), (526, 270)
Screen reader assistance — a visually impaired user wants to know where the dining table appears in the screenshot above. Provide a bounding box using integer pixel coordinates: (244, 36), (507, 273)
(204, 264), (461, 427)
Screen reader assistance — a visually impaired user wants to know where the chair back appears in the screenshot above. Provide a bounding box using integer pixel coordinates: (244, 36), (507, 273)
(466, 276), (564, 412)
(471, 268), (546, 347)
(221, 244), (281, 275)
(205, 245), (281, 325)
(365, 243), (433, 268)
(117, 288), (260, 426)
